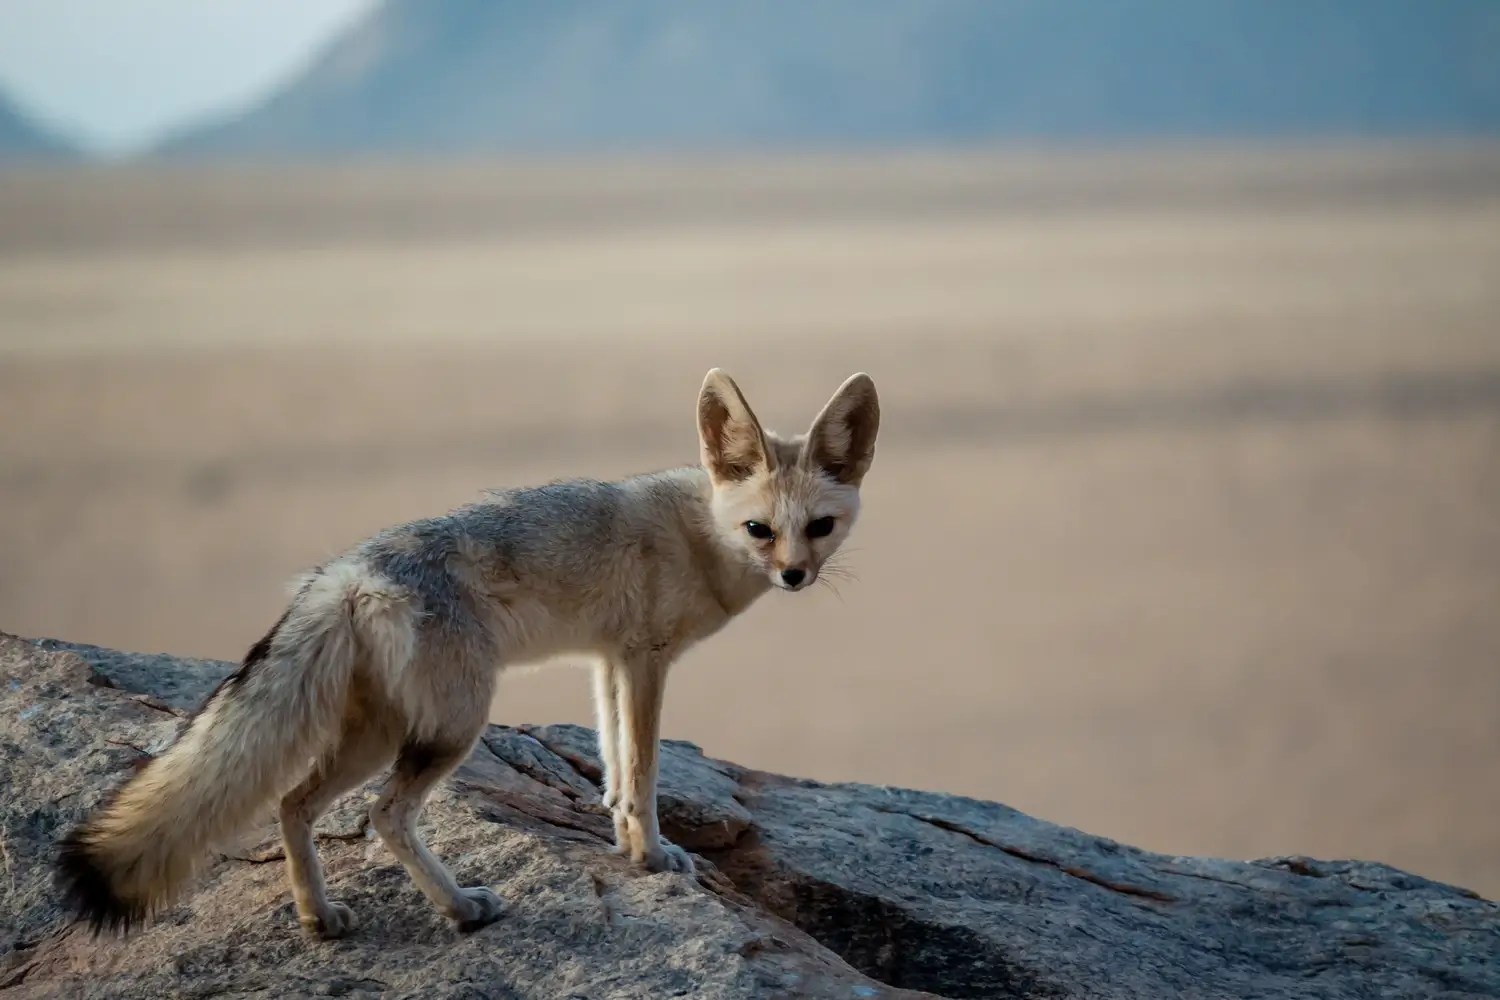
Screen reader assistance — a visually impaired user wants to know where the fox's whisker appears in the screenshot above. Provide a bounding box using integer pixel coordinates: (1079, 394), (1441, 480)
(816, 575), (847, 602)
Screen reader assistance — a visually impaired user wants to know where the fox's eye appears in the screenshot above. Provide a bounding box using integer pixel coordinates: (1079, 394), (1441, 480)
(745, 521), (775, 540)
(805, 516), (836, 539)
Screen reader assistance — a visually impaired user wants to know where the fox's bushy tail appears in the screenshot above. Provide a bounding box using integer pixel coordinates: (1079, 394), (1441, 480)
(55, 563), (405, 935)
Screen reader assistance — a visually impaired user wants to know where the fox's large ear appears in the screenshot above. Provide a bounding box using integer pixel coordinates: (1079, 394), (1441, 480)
(698, 369), (774, 483)
(803, 373), (880, 486)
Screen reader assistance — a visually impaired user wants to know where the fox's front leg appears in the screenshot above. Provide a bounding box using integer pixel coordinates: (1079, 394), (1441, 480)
(591, 660), (623, 814)
(612, 653), (693, 874)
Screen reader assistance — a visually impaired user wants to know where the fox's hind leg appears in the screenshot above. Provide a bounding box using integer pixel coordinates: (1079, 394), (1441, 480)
(371, 735), (505, 931)
(278, 714), (398, 939)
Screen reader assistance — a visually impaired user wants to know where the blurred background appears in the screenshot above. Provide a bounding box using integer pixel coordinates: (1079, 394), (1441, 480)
(2, 1), (1498, 897)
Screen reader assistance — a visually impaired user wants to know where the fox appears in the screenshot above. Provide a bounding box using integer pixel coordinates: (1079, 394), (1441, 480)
(56, 368), (879, 940)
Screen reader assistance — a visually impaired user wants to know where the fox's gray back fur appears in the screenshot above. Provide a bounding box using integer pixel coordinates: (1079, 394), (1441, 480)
(56, 369), (879, 939)
(365, 472), (751, 657)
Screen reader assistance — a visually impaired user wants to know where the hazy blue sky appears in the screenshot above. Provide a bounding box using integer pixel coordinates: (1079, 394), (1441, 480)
(0, 0), (375, 154)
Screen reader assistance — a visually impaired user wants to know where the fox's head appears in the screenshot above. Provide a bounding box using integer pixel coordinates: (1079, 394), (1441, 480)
(697, 368), (880, 592)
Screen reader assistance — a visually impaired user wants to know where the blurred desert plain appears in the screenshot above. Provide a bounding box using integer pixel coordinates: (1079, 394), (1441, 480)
(1, 145), (1498, 896)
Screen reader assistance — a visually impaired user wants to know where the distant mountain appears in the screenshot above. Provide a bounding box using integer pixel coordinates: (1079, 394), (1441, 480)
(158, 0), (1500, 157)
(0, 88), (76, 161)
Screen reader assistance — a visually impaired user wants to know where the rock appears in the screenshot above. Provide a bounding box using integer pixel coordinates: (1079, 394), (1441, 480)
(26, 638), (226, 712)
(1, 632), (1496, 999)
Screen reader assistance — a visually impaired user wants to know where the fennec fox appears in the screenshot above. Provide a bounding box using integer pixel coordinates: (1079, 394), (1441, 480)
(57, 368), (879, 939)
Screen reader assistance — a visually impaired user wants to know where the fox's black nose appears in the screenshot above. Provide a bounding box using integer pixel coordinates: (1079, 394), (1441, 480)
(780, 568), (807, 588)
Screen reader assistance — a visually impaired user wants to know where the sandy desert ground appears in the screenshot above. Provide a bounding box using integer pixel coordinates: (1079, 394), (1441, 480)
(2, 144), (1498, 897)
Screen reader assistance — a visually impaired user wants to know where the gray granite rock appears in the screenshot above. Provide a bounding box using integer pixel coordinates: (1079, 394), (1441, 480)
(26, 637), (229, 711)
(3, 633), (1496, 999)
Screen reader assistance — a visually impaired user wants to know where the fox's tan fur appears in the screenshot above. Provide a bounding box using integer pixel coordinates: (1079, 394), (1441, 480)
(57, 369), (880, 939)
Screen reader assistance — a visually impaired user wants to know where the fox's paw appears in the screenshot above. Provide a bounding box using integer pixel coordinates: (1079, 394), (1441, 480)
(600, 786), (620, 810)
(642, 838), (695, 876)
(300, 900), (358, 940)
(607, 809), (631, 855)
(453, 886), (506, 933)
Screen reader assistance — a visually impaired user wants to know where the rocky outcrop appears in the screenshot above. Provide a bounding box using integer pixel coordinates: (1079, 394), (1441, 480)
(2, 633), (1496, 999)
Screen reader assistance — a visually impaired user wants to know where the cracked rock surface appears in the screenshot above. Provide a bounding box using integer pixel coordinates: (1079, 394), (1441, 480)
(2, 633), (1497, 999)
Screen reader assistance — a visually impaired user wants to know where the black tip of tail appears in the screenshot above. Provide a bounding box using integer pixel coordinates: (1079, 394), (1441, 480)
(55, 826), (149, 937)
